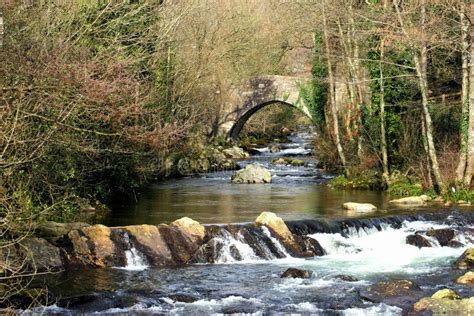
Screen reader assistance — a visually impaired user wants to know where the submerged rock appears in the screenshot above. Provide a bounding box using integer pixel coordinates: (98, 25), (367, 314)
(389, 195), (430, 206)
(456, 271), (474, 285)
(231, 164), (272, 184)
(342, 202), (377, 213)
(406, 234), (432, 248)
(281, 268), (311, 279)
(454, 248), (474, 269)
(334, 274), (359, 282)
(271, 157), (305, 166)
(269, 144), (281, 153)
(223, 146), (249, 159)
(359, 279), (422, 304)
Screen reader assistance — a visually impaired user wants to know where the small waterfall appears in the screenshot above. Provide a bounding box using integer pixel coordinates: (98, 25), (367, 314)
(122, 233), (148, 270)
(214, 230), (259, 263)
(260, 226), (291, 258)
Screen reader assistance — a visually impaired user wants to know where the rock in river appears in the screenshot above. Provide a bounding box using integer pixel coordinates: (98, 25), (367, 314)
(359, 279), (422, 305)
(456, 271), (474, 285)
(281, 268), (311, 279)
(223, 146), (249, 159)
(454, 248), (474, 269)
(414, 289), (473, 314)
(388, 195), (430, 207)
(342, 202), (377, 213)
(231, 164), (272, 184)
(406, 233), (432, 248)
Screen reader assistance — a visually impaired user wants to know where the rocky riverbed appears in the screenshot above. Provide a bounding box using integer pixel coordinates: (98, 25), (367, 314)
(9, 210), (474, 314)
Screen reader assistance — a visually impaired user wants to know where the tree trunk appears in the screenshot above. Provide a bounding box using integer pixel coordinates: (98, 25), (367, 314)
(393, 0), (444, 191)
(456, 2), (470, 182)
(379, 39), (389, 185)
(323, 0), (348, 175)
(465, 3), (474, 186)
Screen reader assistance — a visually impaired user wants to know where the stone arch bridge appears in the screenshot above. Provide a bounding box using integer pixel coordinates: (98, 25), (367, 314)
(220, 75), (313, 140)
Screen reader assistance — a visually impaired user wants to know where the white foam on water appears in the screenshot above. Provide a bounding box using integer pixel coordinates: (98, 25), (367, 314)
(214, 231), (260, 263)
(21, 304), (70, 315)
(306, 220), (471, 278)
(341, 303), (403, 315)
(122, 247), (148, 271)
(115, 232), (149, 271)
(275, 277), (336, 291)
(283, 302), (322, 313)
(166, 295), (264, 315)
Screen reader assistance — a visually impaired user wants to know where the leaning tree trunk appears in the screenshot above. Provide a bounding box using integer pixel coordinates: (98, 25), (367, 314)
(322, 0), (348, 175)
(456, 2), (470, 183)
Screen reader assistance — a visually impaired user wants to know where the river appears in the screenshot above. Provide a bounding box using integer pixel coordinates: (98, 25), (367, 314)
(29, 129), (474, 315)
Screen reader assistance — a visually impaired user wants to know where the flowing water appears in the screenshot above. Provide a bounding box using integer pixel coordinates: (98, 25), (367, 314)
(30, 129), (474, 315)
(103, 130), (420, 227)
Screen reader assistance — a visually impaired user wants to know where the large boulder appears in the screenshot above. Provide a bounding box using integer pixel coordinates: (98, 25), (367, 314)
(256, 212), (293, 242)
(157, 224), (202, 264)
(171, 217), (205, 241)
(124, 225), (174, 266)
(456, 271), (474, 285)
(342, 202), (377, 213)
(389, 195), (430, 207)
(231, 164), (272, 184)
(223, 146), (249, 159)
(454, 248), (474, 269)
(255, 212), (322, 257)
(281, 268), (311, 279)
(65, 224), (119, 268)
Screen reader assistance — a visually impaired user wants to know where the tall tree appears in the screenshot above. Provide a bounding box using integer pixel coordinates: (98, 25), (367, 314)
(393, 0), (445, 191)
(456, 1), (470, 183)
(322, 0), (348, 175)
(465, 1), (474, 186)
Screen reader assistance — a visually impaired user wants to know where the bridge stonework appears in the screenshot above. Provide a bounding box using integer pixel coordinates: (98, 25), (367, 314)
(220, 75), (313, 140)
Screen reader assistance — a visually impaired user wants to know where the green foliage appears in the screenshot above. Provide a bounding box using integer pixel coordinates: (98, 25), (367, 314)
(442, 188), (474, 203)
(300, 32), (328, 129)
(329, 171), (382, 190)
(388, 178), (424, 197)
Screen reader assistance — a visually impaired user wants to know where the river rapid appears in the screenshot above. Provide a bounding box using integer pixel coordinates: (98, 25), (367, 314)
(29, 129), (474, 315)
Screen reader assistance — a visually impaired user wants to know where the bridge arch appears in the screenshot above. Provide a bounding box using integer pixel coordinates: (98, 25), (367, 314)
(228, 100), (313, 140)
(221, 75), (314, 140)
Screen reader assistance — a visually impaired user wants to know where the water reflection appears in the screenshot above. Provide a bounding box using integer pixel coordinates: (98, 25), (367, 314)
(102, 130), (395, 226)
